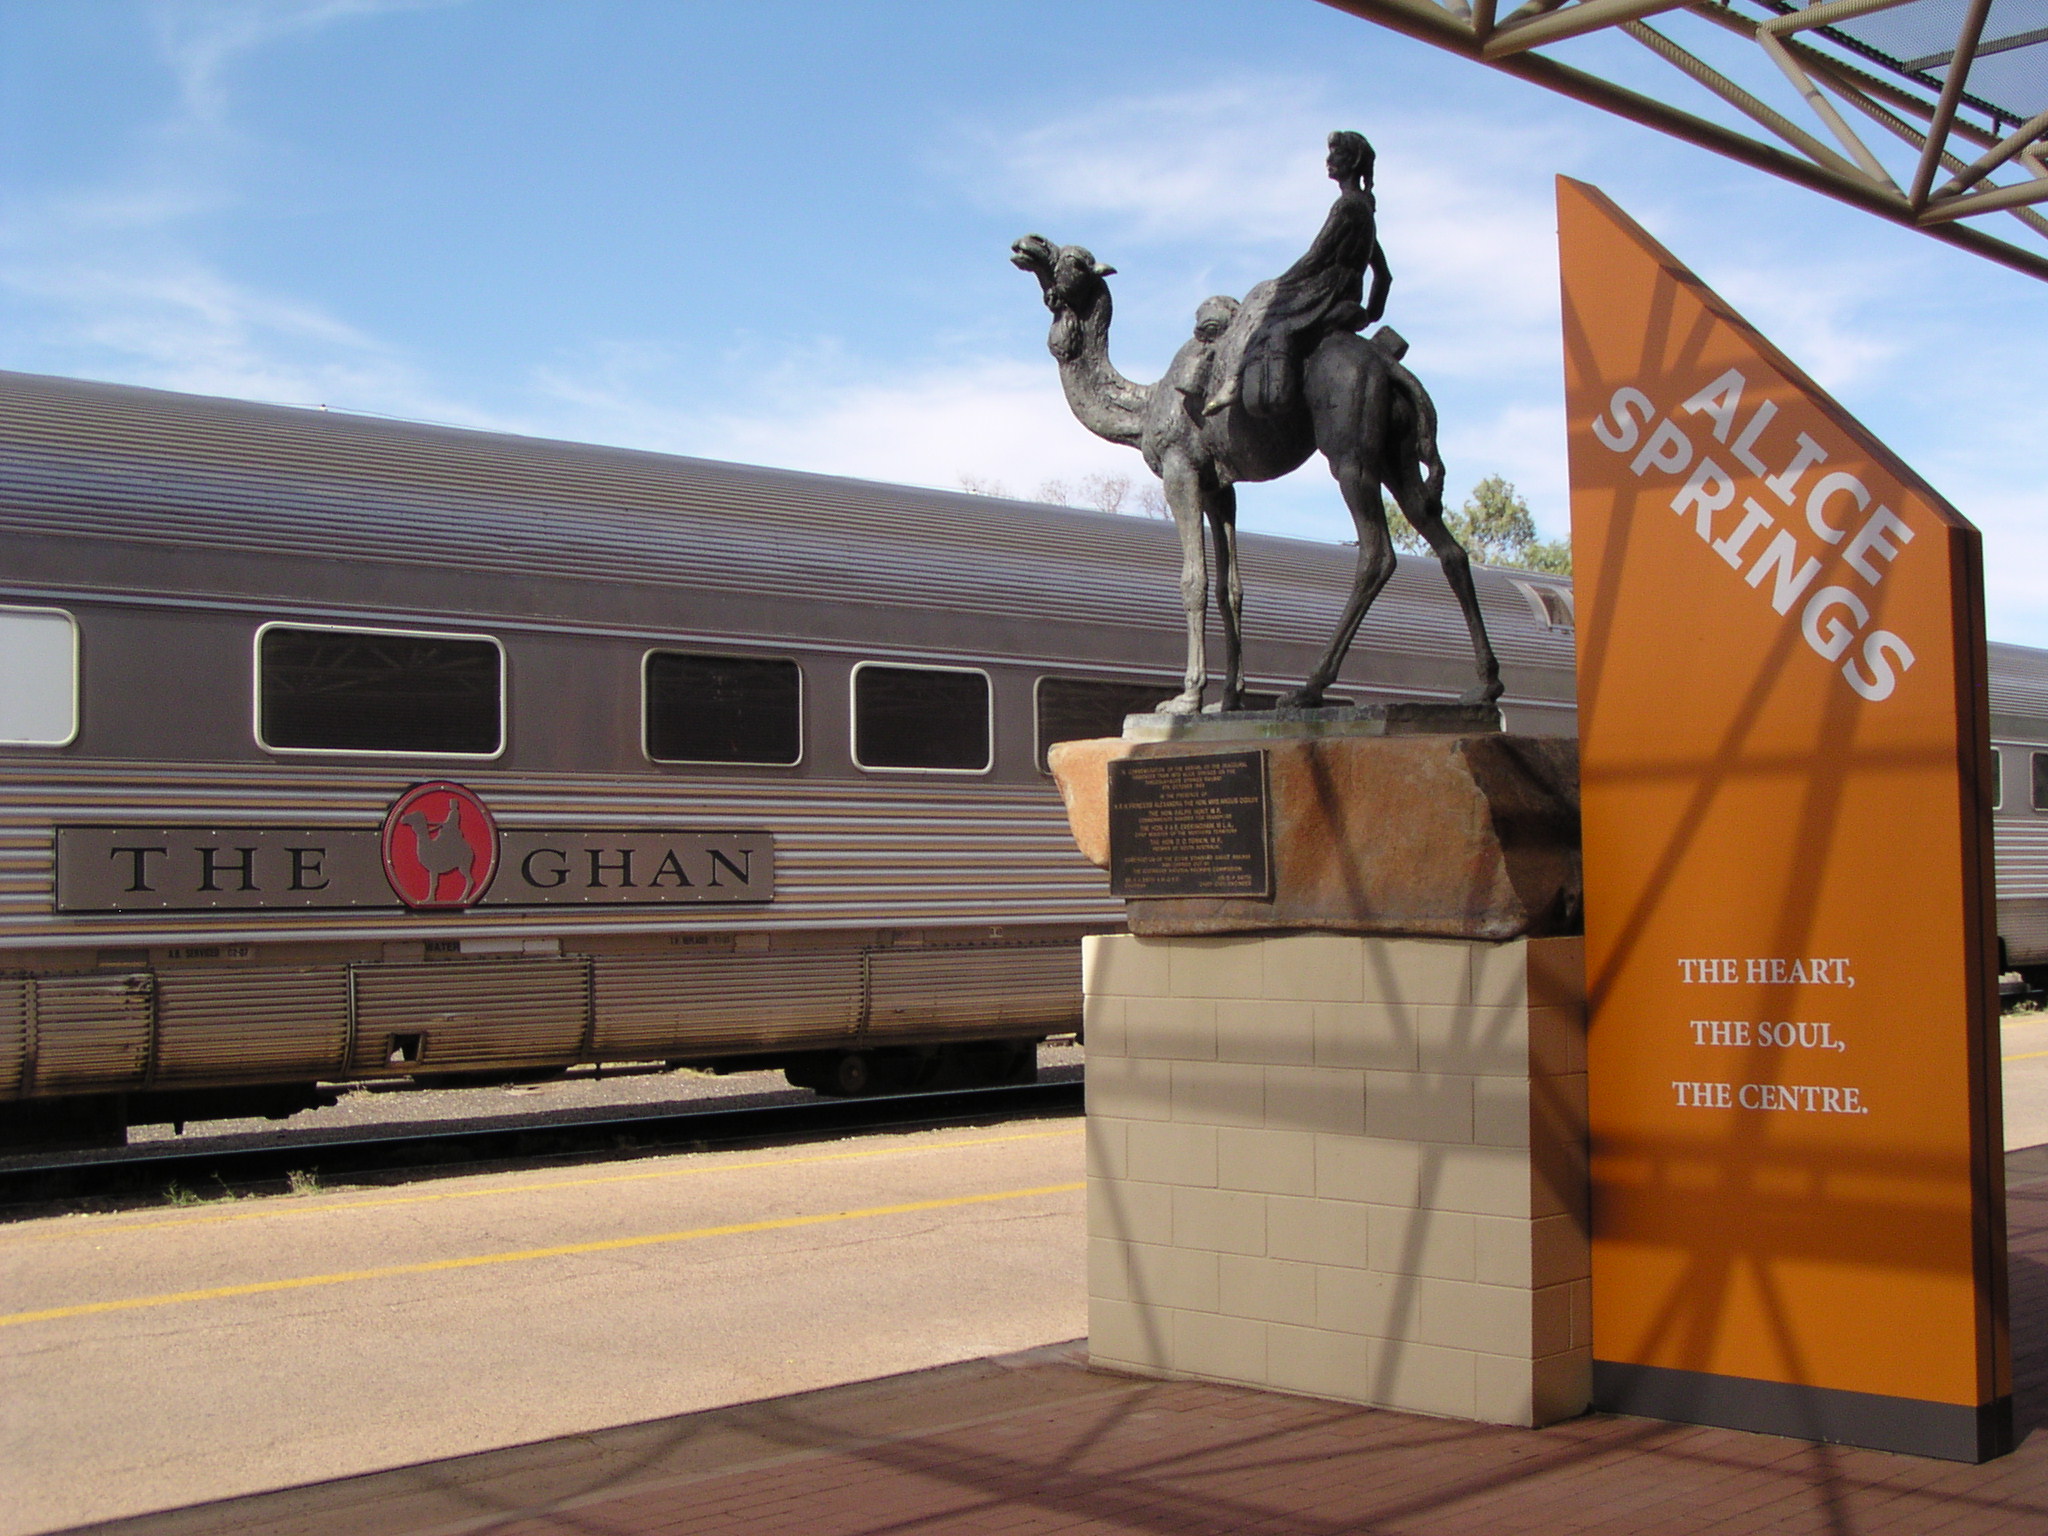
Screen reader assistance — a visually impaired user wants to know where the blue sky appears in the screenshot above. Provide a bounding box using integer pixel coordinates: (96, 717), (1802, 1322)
(4, 0), (2046, 645)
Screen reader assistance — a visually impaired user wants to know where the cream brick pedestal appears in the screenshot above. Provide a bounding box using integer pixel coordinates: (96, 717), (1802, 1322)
(1083, 930), (1591, 1426)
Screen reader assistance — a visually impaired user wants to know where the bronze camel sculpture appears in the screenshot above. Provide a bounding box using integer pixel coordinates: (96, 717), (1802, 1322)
(1010, 235), (1502, 714)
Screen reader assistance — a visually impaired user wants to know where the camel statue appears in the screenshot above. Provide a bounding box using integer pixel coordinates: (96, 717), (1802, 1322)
(1009, 234), (1502, 715)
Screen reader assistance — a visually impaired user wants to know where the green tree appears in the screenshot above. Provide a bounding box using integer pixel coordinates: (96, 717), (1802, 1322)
(1382, 476), (1570, 574)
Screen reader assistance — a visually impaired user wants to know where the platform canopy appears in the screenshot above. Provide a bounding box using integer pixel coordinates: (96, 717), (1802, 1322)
(1321, 0), (2048, 279)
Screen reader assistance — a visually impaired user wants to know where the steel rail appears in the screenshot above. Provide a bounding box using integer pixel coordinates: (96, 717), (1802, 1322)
(0, 1079), (1085, 1210)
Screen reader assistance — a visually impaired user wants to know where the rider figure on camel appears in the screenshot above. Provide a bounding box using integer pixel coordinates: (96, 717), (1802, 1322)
(1204, 129), (1390, 418)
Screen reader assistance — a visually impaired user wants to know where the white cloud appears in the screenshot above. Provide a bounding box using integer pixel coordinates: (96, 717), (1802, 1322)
(515, 79), (1593, 552)
(973, 82), (1338, 246)
(966, 75), (1576, 382)
(2, 252), (505, 428)
(149, 0), (453, 131)
(936, 73), (1591, 539)
(1439, 401), (1571, 521)
(1708, 264), (1904, 397)
(0, 0), (492, 424)
(533, 348), (1141, 500)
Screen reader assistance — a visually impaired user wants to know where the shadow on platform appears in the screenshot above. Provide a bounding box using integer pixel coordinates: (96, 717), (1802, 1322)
(63, 1177), (2048, 1536)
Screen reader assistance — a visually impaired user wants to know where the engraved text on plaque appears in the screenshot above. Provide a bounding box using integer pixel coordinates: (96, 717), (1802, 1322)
(1108, 750), (1272, 899)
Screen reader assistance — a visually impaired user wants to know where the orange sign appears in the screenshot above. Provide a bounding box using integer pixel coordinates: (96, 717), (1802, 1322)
(1559, 178), (2008, 1461)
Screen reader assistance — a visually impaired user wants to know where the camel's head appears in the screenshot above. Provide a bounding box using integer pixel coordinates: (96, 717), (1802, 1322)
(1011, 234), (1115, 361)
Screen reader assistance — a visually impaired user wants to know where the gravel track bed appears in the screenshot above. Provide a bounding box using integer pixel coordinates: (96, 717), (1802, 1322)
(0, 1042), (1084, 1169)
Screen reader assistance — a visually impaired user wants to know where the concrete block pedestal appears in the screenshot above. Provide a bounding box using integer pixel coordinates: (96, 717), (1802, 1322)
(1084, 929), (1590, 1427)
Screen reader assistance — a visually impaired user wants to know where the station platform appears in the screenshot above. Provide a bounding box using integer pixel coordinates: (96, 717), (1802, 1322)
(74, 1174), (2048, 1536)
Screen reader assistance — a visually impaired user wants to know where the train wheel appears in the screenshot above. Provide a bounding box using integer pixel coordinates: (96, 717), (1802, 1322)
(826, 1052), (873, 1097)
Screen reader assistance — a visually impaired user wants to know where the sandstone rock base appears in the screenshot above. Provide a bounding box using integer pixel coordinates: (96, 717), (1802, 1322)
(1049, 733), (1580, 941)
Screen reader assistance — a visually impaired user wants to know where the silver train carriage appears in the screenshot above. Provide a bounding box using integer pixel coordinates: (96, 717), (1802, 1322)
(0, 371), (1579, 1147)
(1, 371), (2041, 1148)
(1991, 643), (2048, 980)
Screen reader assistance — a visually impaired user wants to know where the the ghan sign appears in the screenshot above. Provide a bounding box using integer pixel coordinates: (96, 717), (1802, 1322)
(56, 782), (774, 912)
(1561, 179), (2006, 1461)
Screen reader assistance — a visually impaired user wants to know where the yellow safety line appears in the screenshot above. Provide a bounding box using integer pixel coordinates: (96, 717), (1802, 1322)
(0, 1180), (1085, 1330)
(2005, 1050), (2048, 1062)
(1, 1125), (1084, 1246)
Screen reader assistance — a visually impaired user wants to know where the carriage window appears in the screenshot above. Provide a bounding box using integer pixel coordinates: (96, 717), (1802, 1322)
(852, 663), (990, 772)
(257, 625), (501, 755)
(0, 606), (78, 746)
(1513, 580), (1574, 630)
(1992, 748), (2003, 811)
(645, 652), (801, 765)
(1035, 678), (1171, 771)
(2035, 751), (2048, 813)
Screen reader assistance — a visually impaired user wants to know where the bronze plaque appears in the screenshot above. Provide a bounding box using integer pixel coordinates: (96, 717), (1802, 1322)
(1108, 750), (1271, 899)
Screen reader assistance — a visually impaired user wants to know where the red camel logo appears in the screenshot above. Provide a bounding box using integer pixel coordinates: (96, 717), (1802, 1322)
(381, 782), (499, 909)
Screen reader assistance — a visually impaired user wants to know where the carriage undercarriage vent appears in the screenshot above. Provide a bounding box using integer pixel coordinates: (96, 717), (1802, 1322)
(386, 1033), (424, 1065)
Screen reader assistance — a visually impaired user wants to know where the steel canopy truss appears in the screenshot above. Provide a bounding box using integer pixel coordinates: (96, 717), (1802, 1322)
(1320, 0), (2048, 280)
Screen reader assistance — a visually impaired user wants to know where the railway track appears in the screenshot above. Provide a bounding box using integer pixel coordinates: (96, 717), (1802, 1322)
(0, 1079), (1084, 1211)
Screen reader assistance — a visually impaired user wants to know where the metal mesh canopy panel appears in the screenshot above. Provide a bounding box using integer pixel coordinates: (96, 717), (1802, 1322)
(1829, 0), (2048, 119)
(1321, 0), (2048, 278)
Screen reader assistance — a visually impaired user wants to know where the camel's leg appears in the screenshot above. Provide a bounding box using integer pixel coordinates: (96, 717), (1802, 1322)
(1205, 482), (1245, 711)
(1393, 461), (1503, 704)
(1287, 349), (1396, 708)
(1284, 453), (1398, 707)
(1156, 452), (1209, 715)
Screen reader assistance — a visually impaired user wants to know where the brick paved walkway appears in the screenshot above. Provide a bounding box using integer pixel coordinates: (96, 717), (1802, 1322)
(79, 1183), (2048, 1536)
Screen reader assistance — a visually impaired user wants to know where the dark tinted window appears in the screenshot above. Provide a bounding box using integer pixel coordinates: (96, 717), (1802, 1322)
(853, 664), (989, 771)
(645, 652), (801, 765)
(1035, 678), (1171, 770)
(1992, 747), (2003, 811)
(259, 627), (500, 754)
(2035, 751), (2048, 812)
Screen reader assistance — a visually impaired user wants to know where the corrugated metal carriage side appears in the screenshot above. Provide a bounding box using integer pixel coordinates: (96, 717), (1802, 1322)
(1991, 643), (2048, 977)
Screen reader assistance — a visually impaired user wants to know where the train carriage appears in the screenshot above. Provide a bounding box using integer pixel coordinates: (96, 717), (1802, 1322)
(1991, 643), (2048, 978)
(0, 369), (2038, 1151)
(0, 370), (1579, 1147)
